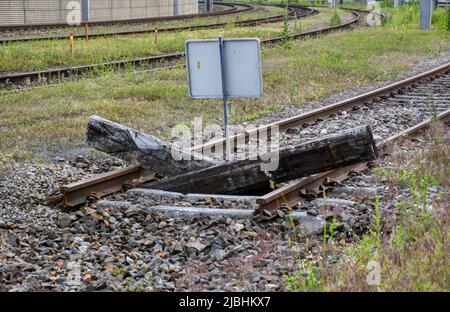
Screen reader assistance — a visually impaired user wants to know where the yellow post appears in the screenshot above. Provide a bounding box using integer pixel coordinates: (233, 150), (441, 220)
(70, 32), (75, 54)
(154, 28), (158, 47)
(84, 22), (89, 41)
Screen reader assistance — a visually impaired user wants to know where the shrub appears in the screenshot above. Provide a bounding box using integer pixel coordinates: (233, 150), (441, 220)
(330, 10), (341, 27)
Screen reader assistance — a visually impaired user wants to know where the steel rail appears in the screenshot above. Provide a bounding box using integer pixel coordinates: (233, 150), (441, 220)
(256, 109), (450, 212)
(0, 5), (315, 93)
(0, 4), (291, 44)
(61, 165), (156, 207)
(193, 62), (450, 154)
(0, 2), (252, 32)
(59, 62), (450, 207)
(0, 5), (345, 87)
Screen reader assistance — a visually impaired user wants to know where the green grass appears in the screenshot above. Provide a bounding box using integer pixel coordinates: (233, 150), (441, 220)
(447, 7), (450, 31)
(0, 4), (449, 167)
(0, 8), (351, 73)
(0, 5), (285, 39)
(0, 23), (448, 167)
(286, 124), (449, 291)
(330, 9), (341, 27)
(281, 5), (292, 48)
(0, 27), (280, 73)
(237, 0), (450, 31)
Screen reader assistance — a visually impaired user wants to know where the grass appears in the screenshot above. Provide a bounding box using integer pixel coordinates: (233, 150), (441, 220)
(285, 124), (449, 291)
(0, 4), (449, 169)
(330, 9), (341, 27)
(0, 27), (279, 73)
(237, 0), (450, 31)
(0, 8), (350, 73)
(0, 5), (285, 39)
(281, 5), (292, 48)
(447, 7), (450, 31)
(256, 8), (351, 33)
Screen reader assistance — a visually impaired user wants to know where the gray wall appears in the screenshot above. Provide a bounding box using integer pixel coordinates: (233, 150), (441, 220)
(0, 0), (199, 26)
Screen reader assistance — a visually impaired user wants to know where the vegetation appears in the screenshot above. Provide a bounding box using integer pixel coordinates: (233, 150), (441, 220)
(0, 9), (352, 72)
(0, 2), (449, 165)
(0, 0), (448, 292)
(330, 9), (341, 27)
(1, 14), (448, 168)
(281, 5), (292, 48)
(0, 6), (285, 39)
(0, 27), (280, 73)
(383, 2), (449, 31)
(0, 8), (348, 74)
(446, 6), (450, 31)
(285, 124), (449, 291)
(237, 0), (450, 31)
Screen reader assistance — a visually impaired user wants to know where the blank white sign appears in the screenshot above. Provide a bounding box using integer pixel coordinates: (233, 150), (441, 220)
(185, 38), (263, 99)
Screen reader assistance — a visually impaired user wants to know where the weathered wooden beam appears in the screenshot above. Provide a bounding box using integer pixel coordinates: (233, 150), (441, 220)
(146, 125), (378, 195)
(86, 115), (221, 176)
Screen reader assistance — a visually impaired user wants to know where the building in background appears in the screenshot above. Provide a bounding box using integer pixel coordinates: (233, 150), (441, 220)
(0, 0), (199, 26)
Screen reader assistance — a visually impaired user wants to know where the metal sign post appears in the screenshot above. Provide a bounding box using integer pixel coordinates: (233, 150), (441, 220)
(420, 0), (433, 30)
(185, 38), (263, 162)
(218, 37), (232, 161)
(82, 0), (90, 40)
(81, 0), (90, 22)
(206, 0), (214, 12)
(174, 0), (179, 16)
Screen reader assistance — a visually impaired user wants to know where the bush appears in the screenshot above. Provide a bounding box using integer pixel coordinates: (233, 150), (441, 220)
(447, 7), (450, 31)
(330, 10), (341, 27)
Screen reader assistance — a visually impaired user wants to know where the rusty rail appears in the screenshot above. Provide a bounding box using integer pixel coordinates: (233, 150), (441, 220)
(60, 63), (450, 207)
(0, 3), (298, 44)
(61, 165), (155, 207)
(193, 63), (450, 154)
(0, 5), (333, 86)
(0, 2), (252, 32)
(256, 109), (450, 212)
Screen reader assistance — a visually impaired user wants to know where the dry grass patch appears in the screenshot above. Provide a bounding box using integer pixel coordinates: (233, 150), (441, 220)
(285, 124), (450, 291)
(0, 21), (449, 168)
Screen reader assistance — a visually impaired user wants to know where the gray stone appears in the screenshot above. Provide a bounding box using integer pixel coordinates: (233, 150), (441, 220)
(7, 234), (19, 247)
(209, 245), (226, 260)
(128, 240), (141, 249)
(58, 213), (71, 228)
(329, 186), (378, 199)
(186, 240), (207, 252)
(312, 198), (358, 208)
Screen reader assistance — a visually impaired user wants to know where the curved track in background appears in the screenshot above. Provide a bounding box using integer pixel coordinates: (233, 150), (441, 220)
(0, 2), (253, 32)
(0, 4), (300, 44)
(0, 5), (359, 89)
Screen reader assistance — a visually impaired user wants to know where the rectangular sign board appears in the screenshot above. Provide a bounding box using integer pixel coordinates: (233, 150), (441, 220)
(185, 38), (263, 99)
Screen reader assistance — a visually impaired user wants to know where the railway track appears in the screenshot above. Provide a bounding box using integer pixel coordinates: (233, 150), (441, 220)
(61, 62), (450, 211)
(437, 0), (450, 7)
(0, 3), (279, 44)
(0, 5), (360, 90)
(0, 2), (252, 32)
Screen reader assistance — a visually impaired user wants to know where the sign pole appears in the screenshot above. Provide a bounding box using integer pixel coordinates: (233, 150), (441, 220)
(185, 38), (262, 163)
(420, 0), (432, 30)
(218, 37), (232, 162)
